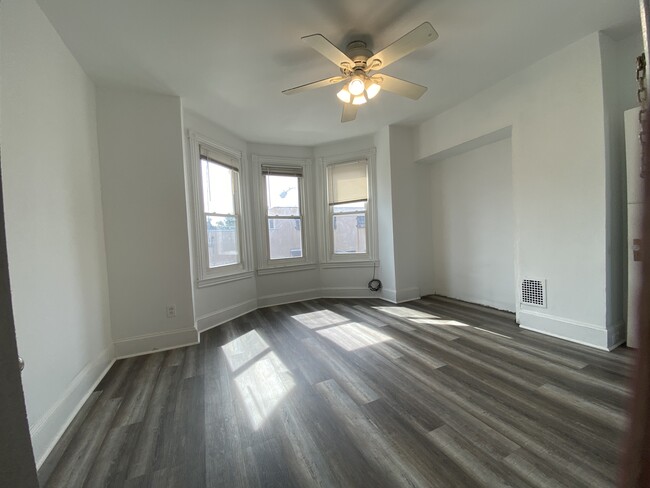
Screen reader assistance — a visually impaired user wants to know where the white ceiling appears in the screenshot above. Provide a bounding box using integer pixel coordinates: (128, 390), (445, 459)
(38, 0), (640, 146)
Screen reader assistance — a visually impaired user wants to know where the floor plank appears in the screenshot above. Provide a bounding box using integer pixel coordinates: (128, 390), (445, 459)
(40, 297), (633, 487)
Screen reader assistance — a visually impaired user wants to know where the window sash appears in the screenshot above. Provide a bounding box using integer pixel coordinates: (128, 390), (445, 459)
(331, 210), (368, 255)
(205, 215), (241, 268)
(262, 171), (305, 263)
(200, 158), (242, 269)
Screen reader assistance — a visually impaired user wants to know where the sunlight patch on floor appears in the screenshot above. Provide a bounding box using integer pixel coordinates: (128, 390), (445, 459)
(471, 327), (511, 339)
(374, 306), (511, 339)
(317, 322), (392, 351)
(373, 306), (439, 320)
(234, 351), (295, 430)
(292, 309), (349, 329)
(222, 329), (271, 372)
(222, 330), (295, 430)
(411, 318), (469, 327)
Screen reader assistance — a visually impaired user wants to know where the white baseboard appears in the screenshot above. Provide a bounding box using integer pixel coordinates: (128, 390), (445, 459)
(113, 327), (199, 358)
(381, 288), (397, 303)
(380, 287), (420, 304)
(257, 288), (321, 308)
(519, 310), (621, 350)
(395, 287), (421, 303)
(30, 345), (114, 468)
(196, 299), (258, 333)
(320, 286), (377, 299)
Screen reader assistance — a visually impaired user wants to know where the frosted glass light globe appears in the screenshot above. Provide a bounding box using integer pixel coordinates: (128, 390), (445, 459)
(348, 78), (365, 96)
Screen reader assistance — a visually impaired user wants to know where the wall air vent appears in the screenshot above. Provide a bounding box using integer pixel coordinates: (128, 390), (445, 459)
(521, 279), (546, 308)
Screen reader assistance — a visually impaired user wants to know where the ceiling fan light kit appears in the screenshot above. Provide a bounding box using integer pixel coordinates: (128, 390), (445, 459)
(352, 95), (367, 105)
(282, 22), (439, 122)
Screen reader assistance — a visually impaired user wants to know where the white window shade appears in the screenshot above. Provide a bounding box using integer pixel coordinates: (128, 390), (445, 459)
(328, 160), (368, 205)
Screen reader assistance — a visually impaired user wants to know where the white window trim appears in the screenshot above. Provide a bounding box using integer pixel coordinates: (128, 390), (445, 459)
(253, 155), (316, 273)
(318, 148), (378, 264)
(188, 131), (253, 287)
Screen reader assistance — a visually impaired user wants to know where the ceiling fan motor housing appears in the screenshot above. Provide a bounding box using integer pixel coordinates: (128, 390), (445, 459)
(344, 41), (373, 71)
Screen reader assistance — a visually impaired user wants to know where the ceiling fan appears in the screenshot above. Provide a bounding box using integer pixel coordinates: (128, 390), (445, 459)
(282, 22), (439, 123)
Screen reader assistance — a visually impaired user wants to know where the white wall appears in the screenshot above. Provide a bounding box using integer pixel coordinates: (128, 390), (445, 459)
(96, 88), (196, 356)
(1, 0), (113, 464)
(373, 128), (398, 299)
(416, 33), (622, 349)
(430, 138), (515, 311)
(389, 126), (426, 302)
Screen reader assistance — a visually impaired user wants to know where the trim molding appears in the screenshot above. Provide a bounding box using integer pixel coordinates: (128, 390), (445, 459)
(197, 271), (255, 288)
(381, 288), (397, 303)
(256, 264), (318, 276)
(113, 327), (199, 358)
(196, 299), (258, 333)
(30, 345), (114, 468)
(257, 288), (321, 308)
(395, 287), (421, 303)
(519, 310), (619, 350)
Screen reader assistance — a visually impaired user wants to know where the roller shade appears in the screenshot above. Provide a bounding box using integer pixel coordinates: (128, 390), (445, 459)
(200, 145), (239, 172)
(261, 165), (303, 177)
(328, 160), (368, 205)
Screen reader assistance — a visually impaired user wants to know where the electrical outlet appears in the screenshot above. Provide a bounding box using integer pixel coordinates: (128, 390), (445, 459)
(166, 304), (176, 318)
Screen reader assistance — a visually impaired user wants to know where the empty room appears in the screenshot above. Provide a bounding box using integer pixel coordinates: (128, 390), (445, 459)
(1, 0), (648, 486)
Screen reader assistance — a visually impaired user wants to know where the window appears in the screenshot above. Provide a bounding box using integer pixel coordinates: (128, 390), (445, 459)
(322, 151), (376, 264)
(189, 132), (251, 286)
(255, 156), (314, 271)
(202, 149), (241, 268)
(263, 166), (304, 260)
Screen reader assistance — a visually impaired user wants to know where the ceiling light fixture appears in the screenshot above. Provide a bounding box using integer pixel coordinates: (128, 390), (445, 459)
(352, 95), (367, 105)
(365, 80), (381, 99)
(336, 88), (351, 103)
(348, 77), (365, 96)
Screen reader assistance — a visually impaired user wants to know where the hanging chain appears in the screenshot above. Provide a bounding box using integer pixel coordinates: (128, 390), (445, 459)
(637, 53), (648, 178)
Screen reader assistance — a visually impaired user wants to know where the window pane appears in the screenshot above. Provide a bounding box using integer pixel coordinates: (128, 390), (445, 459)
(332, 201), (367, 214)
(206, 216), (239, 267)
(202, 160), (236, 214)
(333, 213), (367, 254)
(266, 175), (300, 216)
(268, 218), (303, 259)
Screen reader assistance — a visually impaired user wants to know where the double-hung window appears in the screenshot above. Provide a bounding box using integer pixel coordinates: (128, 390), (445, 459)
(201, 147), (241, 268)
(190, 131), (250, 285)
(325, 158), (374, 261)
(260, 164), (306, 265)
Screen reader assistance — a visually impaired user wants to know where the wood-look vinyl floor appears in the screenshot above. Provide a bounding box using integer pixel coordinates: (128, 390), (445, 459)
(38, 296), (633, 488)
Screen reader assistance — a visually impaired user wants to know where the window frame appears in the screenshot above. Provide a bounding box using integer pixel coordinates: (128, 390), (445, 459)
(189, 131), (253, 286)
(319, 149), (378, 266)
(254, 155), (316, 273)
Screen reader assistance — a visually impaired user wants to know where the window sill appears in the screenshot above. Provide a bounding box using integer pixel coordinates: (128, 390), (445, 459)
(197, 270), (255, 288)
(257, 263), (318, 276)
(321, 259), (379, 269)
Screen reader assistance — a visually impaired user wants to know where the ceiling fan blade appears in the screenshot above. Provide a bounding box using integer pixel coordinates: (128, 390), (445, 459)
(302, 34), (354, 69)
(367, 22), (438, 70)
(282, 76), (345, 95)
(341, 103), (358, 123)
(375, 75), (427, 100)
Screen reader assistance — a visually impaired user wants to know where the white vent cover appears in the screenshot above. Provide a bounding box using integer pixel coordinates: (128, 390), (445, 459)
(521, 279), (546, 307)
